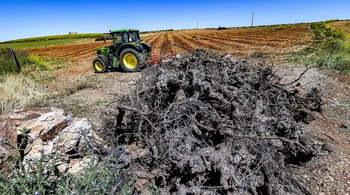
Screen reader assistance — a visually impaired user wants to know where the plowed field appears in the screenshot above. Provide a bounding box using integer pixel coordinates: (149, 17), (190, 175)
(21, 40), (113, 61)
(23, 24), (312, 60)
(143, 24), (312, 57)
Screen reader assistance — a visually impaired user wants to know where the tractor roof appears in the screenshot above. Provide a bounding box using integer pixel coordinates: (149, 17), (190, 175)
(110, 29), (139, 33)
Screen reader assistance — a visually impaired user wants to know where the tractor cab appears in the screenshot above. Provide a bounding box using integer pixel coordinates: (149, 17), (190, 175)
(93, 29), (152, 72)
(111, 29), (140, 46)
(116, 30), (139, 42)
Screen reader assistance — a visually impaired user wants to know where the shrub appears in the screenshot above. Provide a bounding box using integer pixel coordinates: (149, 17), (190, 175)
(0, 154), (58, 194)
(56, 148), (130, 194)
(0, 48), (22, 75)
(291, 21), (350, 74)
(0, 50), (55, 76)
(0, 138), (132, 194)
(313, 23), (350, 74)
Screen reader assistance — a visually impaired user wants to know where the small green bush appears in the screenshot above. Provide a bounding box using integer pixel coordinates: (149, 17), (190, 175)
(0, 49), (21, 75)
(0, 142), (133, 195)
(290, 21), (350, 74)
(0, 50), (60, 76)
(310, 22), (348, 40)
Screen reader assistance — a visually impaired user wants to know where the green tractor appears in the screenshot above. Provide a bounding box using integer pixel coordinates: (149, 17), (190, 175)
(93, 29), (152, 73)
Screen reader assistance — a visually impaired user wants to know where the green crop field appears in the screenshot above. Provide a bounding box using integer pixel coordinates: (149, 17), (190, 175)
(0, 38), (88, 50)
(0, 33), (103, 50)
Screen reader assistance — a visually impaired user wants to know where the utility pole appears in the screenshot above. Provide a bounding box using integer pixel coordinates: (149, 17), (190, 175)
(251, 12), (254, 27)
(196, 20), (198, 29)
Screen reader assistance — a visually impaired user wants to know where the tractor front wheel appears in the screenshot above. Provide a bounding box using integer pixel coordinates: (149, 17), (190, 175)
(119, 48), (144, 72)
(93, 58), (107, 73)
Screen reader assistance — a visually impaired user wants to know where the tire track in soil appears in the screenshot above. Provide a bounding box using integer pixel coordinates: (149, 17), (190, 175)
(169, 31), (192, 54)
(173, 31), (270, 57)
(170, 32), (199, 53)
(150, 33), (168, 54)
(144, 33), (163, 47)
(189, 32), (285, 49)
(191, 27), (308, 42)
(23, 40), (112, 60)
(142, 33), (162, 43)
(183, 32), (251, 53)
(140, 33), (155, 40)
(163, 32), (174, 54)
(187, 29), (308, 55)
(185, 32), (247, 49)
(197, 32), (295, 45)
(142, 33), (164, 53)
(181, 31), (273, 57)
(59, 48), (96, 59)
(176, 31), (226, 52)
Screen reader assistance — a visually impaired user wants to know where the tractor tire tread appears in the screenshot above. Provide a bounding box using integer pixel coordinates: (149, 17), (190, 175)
(93, 57), (107, 73)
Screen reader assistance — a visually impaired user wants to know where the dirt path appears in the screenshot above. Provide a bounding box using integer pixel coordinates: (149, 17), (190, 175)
(43, 59), (141, 129)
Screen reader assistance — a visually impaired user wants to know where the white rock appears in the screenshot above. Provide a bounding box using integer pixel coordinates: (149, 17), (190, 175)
(56, 119), (92, 153)
(57, 163), (68, 173)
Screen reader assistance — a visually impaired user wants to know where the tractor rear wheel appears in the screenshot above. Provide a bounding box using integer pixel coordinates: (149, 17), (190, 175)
(93, 58), (107, 73)
(119, 48), (144, 72)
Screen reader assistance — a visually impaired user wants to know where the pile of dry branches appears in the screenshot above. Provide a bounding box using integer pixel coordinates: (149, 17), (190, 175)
(103, 50), (323, 194)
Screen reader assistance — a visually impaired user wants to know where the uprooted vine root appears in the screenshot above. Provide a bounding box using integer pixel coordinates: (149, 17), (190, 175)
(103, 50), (323, 194)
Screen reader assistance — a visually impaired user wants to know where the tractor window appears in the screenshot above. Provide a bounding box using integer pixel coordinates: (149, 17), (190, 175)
(130, 32), (140, 42)
(113, 33), (121, 43)
(122, 33), (128, 42)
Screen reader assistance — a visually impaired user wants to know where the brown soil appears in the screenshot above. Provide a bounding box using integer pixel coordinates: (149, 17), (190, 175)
(20, 39), (112, 61)
(22, 24), (312, 61)
(142, 24), (312, 58)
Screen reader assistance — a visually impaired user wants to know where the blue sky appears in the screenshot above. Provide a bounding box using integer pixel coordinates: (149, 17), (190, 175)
(0, 0), (349, 42)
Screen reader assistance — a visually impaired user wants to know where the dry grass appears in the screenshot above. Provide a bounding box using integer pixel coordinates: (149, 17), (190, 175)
(0, 74), (47, 115)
